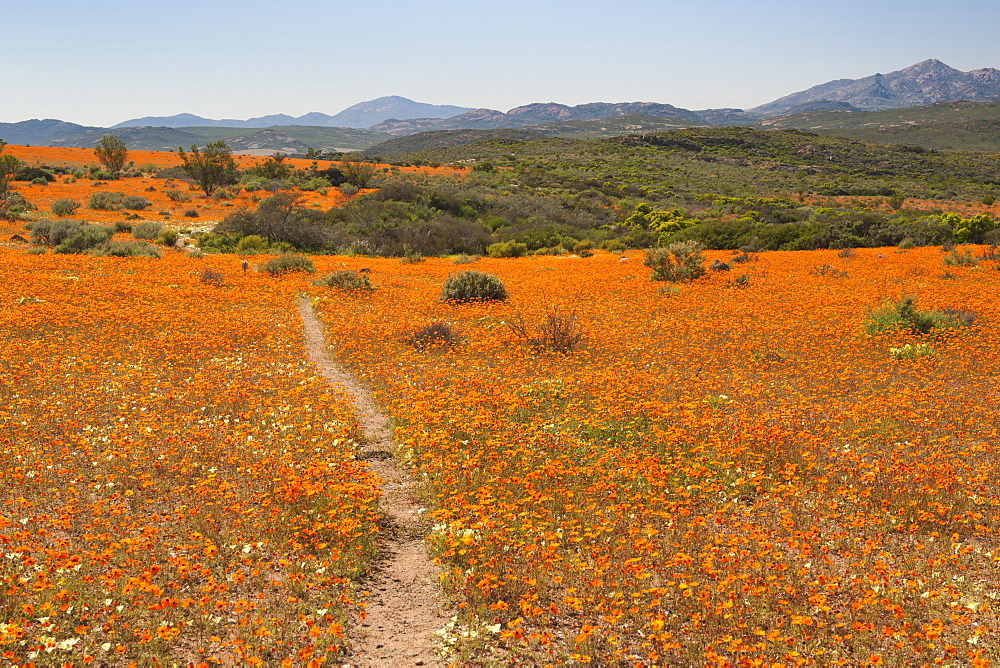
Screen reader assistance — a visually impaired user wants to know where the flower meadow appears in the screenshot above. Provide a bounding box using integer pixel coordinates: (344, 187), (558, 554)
(0, 251), (382, 665)
(311, 246), (1000, 665)
(3, 243), (1000, 666)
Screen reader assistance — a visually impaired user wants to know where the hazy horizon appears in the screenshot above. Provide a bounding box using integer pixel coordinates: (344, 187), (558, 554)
(3, 0), (998, 127)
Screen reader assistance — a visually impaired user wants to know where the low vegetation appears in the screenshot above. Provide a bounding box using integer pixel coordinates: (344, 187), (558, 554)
(313, 269), (374, 291)
(441, 270), (508, 303)
(864, 295), (975, 335)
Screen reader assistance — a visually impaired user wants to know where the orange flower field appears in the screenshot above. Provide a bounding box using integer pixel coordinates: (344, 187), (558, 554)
(310, 247), (1000, 665)
(0, 251), (381, 665)
(3, 242), (1000, 664)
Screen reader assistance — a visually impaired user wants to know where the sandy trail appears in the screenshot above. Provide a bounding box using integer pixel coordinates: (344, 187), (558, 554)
(297, 296), (449, 666)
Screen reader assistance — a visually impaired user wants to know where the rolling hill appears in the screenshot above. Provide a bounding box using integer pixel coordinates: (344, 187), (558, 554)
(45, 125), (392, 153)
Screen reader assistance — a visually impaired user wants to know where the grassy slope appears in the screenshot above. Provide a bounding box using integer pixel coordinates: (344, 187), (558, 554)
(366, 115), (713, 155)
(392, 127), (999, 200)
(756, 101), (1000, 151)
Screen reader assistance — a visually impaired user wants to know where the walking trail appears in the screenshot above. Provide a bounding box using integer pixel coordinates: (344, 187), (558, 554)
(297, 296), (450, 666)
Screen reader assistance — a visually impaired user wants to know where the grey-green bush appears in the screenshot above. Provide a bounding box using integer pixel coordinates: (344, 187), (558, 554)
(164, 189), (191, 202)
(313, 270), (374, 291)
(121, 195), (151, 210)
(131, 221), (164, 240)
(90, 241), (161, 258)
(54, 225), (114, 254)
(50, 198), (80, 217)
(441, 271), (508, 303)
(88, 191), (124, 211)
(28, 219), (83, 246)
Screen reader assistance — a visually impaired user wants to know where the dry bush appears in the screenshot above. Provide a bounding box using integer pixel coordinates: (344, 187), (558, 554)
(199, 267), (224, 285)
(409, 321), (459, 349)
(506, 306), (585, 353)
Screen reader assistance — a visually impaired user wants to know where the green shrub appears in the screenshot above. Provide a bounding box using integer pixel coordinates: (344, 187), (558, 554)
(401, 245), (425, 263)
(942, 247), (978, 267)
(441, 271), (508, 303)
(90, 241), (161, 258)
(183, 209), (200, 218)
(864, 296), (972, 336)
(158, 229), (179, 247)
(452, 255), (479, 264)
(261, 254), (315, 277)
(312, 270), (373, 291)
(487, 241), (529, 258)
(236, 235), (268, 254)
(131, 221), (163, 240)
(88, 191), (124, 210)
(195, 232), (238, 253)
(299, 177), (332, 192)
(50, 198), (80, 217)
(643, 240), (707, 282)
(339, 184), (359, 197)
(25, 246), (47, 255)
(121, 195), (151, 210)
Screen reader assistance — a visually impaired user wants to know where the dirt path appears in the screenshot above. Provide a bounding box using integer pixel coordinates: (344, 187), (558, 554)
(297, 296), (450, 666)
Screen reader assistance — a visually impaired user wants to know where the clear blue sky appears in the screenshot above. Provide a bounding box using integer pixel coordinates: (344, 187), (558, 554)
(4, 0), (998, 126)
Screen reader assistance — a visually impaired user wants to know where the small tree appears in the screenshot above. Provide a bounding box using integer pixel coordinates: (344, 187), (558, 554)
(178, 141), (237, 196)
(340, 153), (376, 188)
(0, 140), (24, 219)
(215, 192), (335, 249)
(0, 140), (19, 198)
(94, 135), (129, 173)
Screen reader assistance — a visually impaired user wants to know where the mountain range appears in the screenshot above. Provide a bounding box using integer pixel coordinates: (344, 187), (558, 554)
(107, 96), (471, 130)
(2, 60), (999, 151)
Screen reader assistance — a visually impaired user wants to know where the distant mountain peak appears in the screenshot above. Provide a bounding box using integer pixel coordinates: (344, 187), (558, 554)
(753, 59), (1000, 115)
